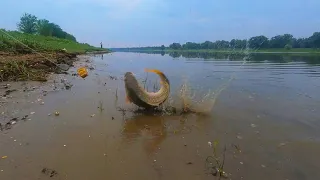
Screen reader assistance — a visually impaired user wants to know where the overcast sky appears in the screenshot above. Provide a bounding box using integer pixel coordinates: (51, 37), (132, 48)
(1, 0), (319, 48)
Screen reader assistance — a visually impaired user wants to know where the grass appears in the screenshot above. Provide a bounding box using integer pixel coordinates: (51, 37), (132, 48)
(0, 29), (109, 54)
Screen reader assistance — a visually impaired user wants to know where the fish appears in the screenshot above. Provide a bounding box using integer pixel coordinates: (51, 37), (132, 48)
(124, 68), (170, 109)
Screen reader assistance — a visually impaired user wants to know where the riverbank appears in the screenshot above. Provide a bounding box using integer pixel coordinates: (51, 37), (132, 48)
(0, 29), (110, 81)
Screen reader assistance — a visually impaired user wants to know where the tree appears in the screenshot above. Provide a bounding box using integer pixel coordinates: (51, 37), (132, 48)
(200, 41), (213, 49)
(65, 33), (77, 42)
(182, 42), (201, 49)
(229, 39), (247, 49)
(249, 36), (269, 49)
(36, 19), (77, 42)
(269, 34), (293, 48)
(308, 32), (320, 48)
(161, 45), (165, 51)
(17, 13), (38, 34)
(36, 19), (52, 36)
(119, 31), (320, 51)
(230, 39), (236, 48)
(169, 43), (182, 50)
(215, 40), (230, 49)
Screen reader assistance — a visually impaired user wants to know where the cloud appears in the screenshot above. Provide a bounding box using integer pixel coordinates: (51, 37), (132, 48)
(49, 0), (160, 19)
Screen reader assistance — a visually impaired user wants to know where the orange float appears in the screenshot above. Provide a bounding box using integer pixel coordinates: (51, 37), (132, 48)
(77, 67), (88, 78)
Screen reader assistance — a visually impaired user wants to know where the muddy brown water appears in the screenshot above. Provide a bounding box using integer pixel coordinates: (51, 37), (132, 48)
(0, 52), (320, 180)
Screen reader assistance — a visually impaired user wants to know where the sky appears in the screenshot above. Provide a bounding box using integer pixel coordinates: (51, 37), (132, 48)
(1, 0), (319, 48)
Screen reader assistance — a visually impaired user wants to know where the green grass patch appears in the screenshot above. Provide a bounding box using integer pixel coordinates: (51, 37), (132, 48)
(0, 29), (109, 54)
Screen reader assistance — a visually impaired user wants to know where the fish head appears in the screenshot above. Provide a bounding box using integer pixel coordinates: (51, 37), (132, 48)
(124, 72), (135, 81)
(124, 72), (139, 88)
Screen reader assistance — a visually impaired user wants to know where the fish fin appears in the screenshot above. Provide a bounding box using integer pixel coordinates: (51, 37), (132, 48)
(144, 68), (163, 75)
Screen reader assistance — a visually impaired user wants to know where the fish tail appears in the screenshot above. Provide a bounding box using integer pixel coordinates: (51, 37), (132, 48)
(144, 68), (164, 75)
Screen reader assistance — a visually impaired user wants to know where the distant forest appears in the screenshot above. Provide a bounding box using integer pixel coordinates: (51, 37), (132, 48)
(113, 32), (320, 51)
(14, 13), (77, 42)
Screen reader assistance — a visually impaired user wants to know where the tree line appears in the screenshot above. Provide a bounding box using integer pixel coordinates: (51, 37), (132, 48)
(114, 32), (320, 51)
(170, 32), (320, 50)
(16, 13), (77, 42)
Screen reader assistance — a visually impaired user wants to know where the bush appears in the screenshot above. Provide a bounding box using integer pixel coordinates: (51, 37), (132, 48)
(284, 44), (292, 50)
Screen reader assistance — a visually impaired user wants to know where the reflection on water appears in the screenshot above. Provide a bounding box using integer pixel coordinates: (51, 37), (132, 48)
(121, 115), (168, 154)
(126, 50), (320, 65)
(120, 113), (209, 155)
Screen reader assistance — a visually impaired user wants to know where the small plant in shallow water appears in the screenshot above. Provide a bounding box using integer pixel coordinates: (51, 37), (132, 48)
(205, 140), (228, 179)
(98, 100), (104, 112)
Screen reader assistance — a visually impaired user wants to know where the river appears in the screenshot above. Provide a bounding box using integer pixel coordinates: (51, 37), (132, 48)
(0, 52), (319, 180)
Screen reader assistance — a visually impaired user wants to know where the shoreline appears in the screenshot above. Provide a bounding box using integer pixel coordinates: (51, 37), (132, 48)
(0, 50), (111, 82)
(0, 54), (93, 130)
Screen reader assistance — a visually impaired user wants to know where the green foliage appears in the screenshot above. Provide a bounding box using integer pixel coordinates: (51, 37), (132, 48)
(169, 43), (182, 49)
(117, 31), (320, 51)
(284, 44), (292, 50)
(0, 29), (105, 53)
(249, 35), (269, 49)
(230, 39), (247, 49)
(269, 34), (294, 48)
(37, 21), (77, 42)
(308, 32), (320, 48)
(17, 13), (38, 34)
(17, 13), (77, 42)
(36, 19), (51, 36)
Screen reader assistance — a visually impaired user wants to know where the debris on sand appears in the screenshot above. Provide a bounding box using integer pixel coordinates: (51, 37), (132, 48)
(21, 115), (28, 120)
(54, 111), (60, 116)
(61, 79), (73, 90)
(0, 114), (31, 131)
(250, 123), (257, 128)
(41, 168), (58, 178)
(108, 75), (118, 80)
(56, 64), (70, 71)
(1, 84), (10, 89)
(236, 135), (243, 140)
(3, 89), (17, 96)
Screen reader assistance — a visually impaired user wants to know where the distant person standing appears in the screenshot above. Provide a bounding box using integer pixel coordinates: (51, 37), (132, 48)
(100, 42), (103, 48)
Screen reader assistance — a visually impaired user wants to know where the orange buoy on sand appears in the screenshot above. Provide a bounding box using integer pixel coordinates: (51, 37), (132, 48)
(77, 67), (88, 78)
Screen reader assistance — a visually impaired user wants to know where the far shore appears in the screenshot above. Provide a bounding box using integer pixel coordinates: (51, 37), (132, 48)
(111, 48), (320, 55)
